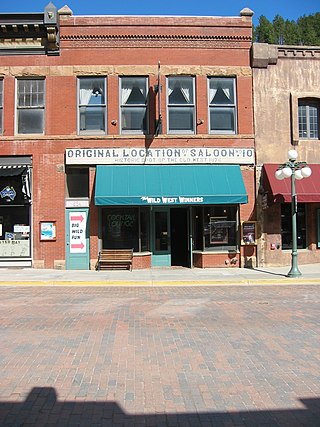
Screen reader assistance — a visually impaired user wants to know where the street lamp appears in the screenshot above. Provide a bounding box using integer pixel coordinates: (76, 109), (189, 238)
(275, 149), (312, 278)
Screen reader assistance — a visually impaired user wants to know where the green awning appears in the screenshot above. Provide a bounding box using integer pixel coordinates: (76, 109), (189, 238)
(94, 165), (248, 206)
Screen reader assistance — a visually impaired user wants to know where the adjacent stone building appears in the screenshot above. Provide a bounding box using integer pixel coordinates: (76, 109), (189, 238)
(0, 4), (255, 269)
(253, 43), (320, 267)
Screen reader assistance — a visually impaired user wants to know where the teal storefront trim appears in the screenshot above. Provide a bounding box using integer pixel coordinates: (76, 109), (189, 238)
(65, 208), (90, 270)
(94, 165), (248, 206)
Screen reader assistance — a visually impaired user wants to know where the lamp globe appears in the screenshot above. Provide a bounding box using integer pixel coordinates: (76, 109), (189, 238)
(288, 149), (298, 161)
(275, 169), (284, 180)
(301, 166), (312, 178)
(282, 167), (293, 178)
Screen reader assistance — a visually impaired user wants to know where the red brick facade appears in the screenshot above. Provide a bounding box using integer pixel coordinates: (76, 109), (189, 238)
(0, 6), (255, 269)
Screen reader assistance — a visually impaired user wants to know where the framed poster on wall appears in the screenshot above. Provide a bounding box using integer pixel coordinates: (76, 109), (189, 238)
(241, 221), (257, 245)
(40, 221), (56, 241)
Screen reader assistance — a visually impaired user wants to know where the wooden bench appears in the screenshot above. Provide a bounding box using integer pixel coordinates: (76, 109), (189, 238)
(96, 249), (133, 271)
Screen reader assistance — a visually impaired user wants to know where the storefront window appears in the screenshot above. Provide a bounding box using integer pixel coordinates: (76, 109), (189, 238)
(0, 164), (31, 258)
(0, 206), (30, 257)
(102, 207), (150, 252)
(103, 208), (139, 251)
(193, 206), (238, 251)
(281, 203), (306, 249)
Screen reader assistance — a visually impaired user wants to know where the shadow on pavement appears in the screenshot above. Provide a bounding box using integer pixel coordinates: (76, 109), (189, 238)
(0, 387), (319, 426)
(251, 268), (288, 278)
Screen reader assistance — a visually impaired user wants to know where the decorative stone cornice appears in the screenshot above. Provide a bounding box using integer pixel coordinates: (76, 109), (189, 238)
(0, 3), (60, 55)
(251, 43), (278, 68)
(278, 45), (320, 59)
(60, 33), (251, 49)
(252, 42), (320, 68)
(61, 33), (251, 42)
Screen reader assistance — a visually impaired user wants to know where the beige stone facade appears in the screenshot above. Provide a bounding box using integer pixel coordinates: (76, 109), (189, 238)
(252, 43), (320, 267)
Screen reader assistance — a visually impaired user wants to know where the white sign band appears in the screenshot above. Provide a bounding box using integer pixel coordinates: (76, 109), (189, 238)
(66, 147), (254, 165)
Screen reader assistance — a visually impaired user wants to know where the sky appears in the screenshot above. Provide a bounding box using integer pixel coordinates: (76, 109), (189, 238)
(0, 0), (318, 25)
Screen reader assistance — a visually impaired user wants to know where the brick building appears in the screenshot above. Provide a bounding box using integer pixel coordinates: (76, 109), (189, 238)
(0, 4), (255, 269)
(253, 43), (320, 267)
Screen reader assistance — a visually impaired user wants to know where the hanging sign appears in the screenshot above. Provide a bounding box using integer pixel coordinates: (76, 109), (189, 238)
(69, 211), (86, 253)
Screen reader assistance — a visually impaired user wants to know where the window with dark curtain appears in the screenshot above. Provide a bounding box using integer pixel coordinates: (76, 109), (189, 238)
(208, 77), (237, 134)
(78, 77), (106, 134)
(167, 76), (195, 134)
(120, 77), (148, 134)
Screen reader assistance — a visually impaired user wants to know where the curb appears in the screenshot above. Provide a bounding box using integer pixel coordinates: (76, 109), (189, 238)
(1, 279), (320, 286)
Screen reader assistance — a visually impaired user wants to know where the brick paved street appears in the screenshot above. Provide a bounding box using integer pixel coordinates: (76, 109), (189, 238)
(0, 285), (319, 426)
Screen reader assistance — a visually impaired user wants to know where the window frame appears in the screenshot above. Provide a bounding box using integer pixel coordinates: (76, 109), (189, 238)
(77, 76), (107, 135)
(298, 98), (319, 140)
(16, 78), (45, 135)
(208, 76), (237, 135)
(167, 75), (196, 135)
(119, 76), (148, 135)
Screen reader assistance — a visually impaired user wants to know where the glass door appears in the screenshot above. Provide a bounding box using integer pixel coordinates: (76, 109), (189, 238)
(151, 208), (171, 266)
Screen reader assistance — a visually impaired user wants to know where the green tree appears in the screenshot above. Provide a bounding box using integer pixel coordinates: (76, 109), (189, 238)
(283, 20), (300, 45)
(254, 12), (320, 46)
(273, 15), (285, 44)
(255, 15), (276, 43)
(297, 15), (318, 45)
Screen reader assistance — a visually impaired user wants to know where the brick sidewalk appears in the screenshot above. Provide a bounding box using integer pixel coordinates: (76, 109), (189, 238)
(0, 285), (319, 426)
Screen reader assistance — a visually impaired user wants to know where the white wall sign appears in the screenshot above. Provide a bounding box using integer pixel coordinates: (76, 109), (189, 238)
(65, 199), (90, 208)
(66, 147), (255, 165)
(14, 225), (30, 233)
(0, 240), (30, 257)
(69, 211), (86, 253)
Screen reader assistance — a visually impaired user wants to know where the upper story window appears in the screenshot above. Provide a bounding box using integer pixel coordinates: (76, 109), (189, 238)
(17, 79), (45, 134)
(208, 77), (237, 134)
(78, 77), (106, 134)
(120, 77), (148, 134)
(298, 98), (319, 139)
(167, 76), (195, 134)
(0, 79), (3, 134)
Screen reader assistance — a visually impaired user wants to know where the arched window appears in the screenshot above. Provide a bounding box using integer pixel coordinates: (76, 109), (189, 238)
(298, 98), (319, 139)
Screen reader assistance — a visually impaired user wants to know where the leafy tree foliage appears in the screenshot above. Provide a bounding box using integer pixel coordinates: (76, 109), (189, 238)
(254, 12), (320, 46)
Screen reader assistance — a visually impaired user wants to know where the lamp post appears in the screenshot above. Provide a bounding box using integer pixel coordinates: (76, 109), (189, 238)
(275, 150), (312, 277)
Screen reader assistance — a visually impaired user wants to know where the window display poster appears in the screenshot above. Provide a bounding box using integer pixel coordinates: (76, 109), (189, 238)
(209, 217), (228, 244)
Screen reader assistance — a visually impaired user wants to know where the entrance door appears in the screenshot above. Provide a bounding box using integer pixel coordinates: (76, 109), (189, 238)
(66, 208), (90, 270)
(151, 208), (171, 266)
(171, 208), (189, 267)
